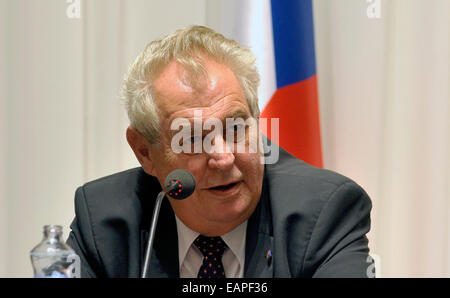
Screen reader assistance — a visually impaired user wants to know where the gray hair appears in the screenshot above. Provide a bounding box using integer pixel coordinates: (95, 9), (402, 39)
(121, 25), (260, 144)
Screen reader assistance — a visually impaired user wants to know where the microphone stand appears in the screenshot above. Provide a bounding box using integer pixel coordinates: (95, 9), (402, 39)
(140, 169), (195, 278)
(141, 185), (176, 278)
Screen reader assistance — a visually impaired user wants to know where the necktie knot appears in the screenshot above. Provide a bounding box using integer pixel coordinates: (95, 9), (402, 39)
(194, 235), (227, 257)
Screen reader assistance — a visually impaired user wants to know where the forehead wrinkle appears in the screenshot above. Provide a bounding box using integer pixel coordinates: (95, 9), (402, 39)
(167, 95), (249, 124)
(155, 77), (227, 122)
(154, 56), (250, 132)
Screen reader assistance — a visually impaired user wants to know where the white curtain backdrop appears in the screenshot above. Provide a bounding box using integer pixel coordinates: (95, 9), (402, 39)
(0, 0), (7, 278)
(313, 0), (449, 277)
(0, 0), (448, 277)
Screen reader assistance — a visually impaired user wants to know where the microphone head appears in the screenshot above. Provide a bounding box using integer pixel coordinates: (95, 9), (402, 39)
(164, 169), (196, 200)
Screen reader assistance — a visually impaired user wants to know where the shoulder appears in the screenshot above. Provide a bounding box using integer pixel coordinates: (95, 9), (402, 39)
(265, 148), (372, 277)
(74, 167), (161, 222)
(69, 167), (161, 277)
(81, 167), (144, 196)
(266, 148), (366, 208)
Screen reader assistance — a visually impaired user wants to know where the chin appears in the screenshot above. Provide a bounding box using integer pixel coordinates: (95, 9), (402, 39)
(203, 195), (257, 224)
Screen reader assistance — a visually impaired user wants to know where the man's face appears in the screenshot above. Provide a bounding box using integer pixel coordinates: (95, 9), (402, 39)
(146, 57), (264, 236)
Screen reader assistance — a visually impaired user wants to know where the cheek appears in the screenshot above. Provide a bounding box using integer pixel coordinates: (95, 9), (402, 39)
(233, 153), (264, 199)
(151, 145), (190, 184)
(176, 154), (208, 187)
(235, 152), (263, 179)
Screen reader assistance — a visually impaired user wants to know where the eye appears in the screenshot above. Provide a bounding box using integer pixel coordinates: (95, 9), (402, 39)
(233, 124), (242, 131)
(184, 135), (202, 145)
(227, 124), (246, 142)
(228, 124), (243, 132)
(178, 135), (203, 154)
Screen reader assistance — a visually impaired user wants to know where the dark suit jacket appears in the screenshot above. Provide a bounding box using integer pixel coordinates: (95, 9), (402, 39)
(66, 147), (373, 278)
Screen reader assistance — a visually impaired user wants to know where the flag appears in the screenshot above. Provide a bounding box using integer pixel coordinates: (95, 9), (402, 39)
(261, 0), (323, 167)
(211, 0), (323, 167)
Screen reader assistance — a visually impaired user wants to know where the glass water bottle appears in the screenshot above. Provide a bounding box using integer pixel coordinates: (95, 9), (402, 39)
(30, 225), (80, 278)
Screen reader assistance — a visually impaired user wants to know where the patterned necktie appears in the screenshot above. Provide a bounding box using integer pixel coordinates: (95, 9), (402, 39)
(194, 235), (227, 278)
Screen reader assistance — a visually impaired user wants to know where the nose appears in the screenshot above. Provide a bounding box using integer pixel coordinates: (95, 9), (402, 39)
(207, 134), (235, 170)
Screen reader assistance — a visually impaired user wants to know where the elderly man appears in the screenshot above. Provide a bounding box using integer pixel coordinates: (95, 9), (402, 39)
(67, 25), (373, 278)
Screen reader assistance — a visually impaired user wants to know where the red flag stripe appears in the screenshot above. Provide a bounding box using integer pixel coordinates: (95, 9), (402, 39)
(260, 75), (323, 168)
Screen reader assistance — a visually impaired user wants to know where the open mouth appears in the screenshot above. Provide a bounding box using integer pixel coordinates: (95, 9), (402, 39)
(209, 182), (240, 191)
(206, 181), (242, 196)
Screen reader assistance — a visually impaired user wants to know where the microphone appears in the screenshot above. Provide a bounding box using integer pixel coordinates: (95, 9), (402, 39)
(141, 169), (196, 278)
(164, 169), (196, 200)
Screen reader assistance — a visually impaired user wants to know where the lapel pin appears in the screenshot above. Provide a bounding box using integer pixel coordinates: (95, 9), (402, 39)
(265, 249), (272, 266)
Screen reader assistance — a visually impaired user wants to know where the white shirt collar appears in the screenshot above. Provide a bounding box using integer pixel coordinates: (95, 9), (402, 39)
(175, 215), (247, 274)
(175, 215), (200, 266)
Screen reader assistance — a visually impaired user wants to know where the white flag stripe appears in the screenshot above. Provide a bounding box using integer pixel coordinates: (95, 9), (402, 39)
(206, 0), (277, 112)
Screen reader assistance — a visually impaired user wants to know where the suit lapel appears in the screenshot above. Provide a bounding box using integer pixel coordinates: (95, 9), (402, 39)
(244, 171), (274, 278)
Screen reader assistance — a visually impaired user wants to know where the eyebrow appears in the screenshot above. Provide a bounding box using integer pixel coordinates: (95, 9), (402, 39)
(185, 108), (251, 123)
(227, 109), (251, 120)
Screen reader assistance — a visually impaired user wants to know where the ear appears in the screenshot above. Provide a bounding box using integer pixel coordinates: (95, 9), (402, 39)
(126, 126), (157, 176)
